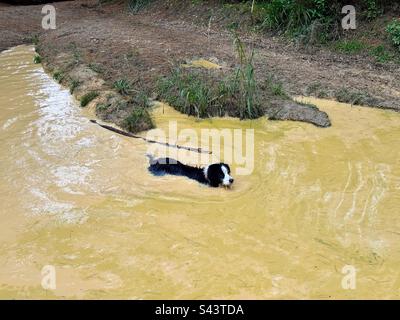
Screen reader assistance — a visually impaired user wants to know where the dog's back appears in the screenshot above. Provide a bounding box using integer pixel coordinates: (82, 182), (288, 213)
(148, 157), (183, 176)
(148, 157), (208, 184)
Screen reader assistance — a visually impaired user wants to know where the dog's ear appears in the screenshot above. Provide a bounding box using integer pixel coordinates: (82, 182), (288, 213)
(206, 165), (221, 187)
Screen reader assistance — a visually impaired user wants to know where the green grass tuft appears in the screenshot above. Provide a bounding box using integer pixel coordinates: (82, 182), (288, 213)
(157, 68), (214, 118)
(122, 107), (154, 133)
(30, 34), (39, 45)
(127, 0), (151, 14)
(334, 40), (367, 54)
(80, 91), (99, 107)
(33, 54), (42, 64)
(233, 33), (261, 119)
(265, 75), (287, 97)
(369, 45), (395, 63)
(113, 79), (132, 95)
(53, 71), (65, 83)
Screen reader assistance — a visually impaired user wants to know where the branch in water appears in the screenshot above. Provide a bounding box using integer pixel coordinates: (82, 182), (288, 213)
(90, 120), (212, 155)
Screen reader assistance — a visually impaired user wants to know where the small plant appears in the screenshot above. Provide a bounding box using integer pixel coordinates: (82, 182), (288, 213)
(122, 107), (154, 133)
(69, 79), (81, 94)
(265, 75), (287, 97)
(127, 0), (151, 14)
(33, 54), (42, 64)
(158, 68), (213, 117)
(261, 0), (312, 32)
(80, 91), (99, 107)
(113, 79), (132, 95)
(233, 33), (262, 119)
(334, 40), (366, 54)
(386, 19), (400, 51)
(30, 34), (39, 45)
(364, 0), (382, 20)
(53, 71), (64, 83)
(259, 0), (331, 36)
(369, 45), (394, 63)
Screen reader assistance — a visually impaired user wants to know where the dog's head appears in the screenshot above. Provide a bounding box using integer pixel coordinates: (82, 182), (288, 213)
(204, 163), (234, 188)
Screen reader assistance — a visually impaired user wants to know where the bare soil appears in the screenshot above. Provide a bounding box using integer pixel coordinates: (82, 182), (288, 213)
(1, 0), (399, 130)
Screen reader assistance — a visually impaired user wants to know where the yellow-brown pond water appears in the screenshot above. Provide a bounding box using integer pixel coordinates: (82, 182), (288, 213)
(1, 46), (399, 299)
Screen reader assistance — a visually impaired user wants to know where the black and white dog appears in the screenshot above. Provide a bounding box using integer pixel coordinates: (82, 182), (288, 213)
(148, 156), (234, 188)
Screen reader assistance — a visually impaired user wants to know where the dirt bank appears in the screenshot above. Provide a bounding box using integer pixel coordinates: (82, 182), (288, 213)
(1, 0), (399, 131)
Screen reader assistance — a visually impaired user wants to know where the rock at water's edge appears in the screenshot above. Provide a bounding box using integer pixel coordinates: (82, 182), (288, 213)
(267, 102), (331, 128)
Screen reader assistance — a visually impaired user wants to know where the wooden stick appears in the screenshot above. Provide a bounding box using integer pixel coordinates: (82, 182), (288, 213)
(90, 120), (212, 155)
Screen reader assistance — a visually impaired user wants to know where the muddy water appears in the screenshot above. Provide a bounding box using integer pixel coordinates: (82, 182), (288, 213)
(1, 46), (400, 299)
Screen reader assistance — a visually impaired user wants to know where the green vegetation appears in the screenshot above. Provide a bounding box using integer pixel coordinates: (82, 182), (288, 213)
(333, 39), (397, 63)
(80, 91), (99, 107)
(334, 40), (367, 54)
(369, 45), (395, 63)
(158, 68), (223, 118)
(264, 75), (287, 97)
(258, 0), (331, 34)
(33, 54), (42, 64)
(157, 31), (313, 119)
(157, 64), (264, 119)
(113, 79), (133, 95)
(30, 34), (39, 45)
(122, 107), (154, 133)
(69, 79), (81, 94)
(52, 70), (65, 83)
(364, 0), (382, 20)
(114, 0), (396, 61)
(127, 0), (151, 13)
(233, 33), (262, 118)
(386, 19), (400, 51)
(220, 1), (395, 58)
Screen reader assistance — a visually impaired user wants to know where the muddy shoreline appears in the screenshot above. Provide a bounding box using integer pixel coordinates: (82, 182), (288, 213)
(1, 0), (399, 131)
